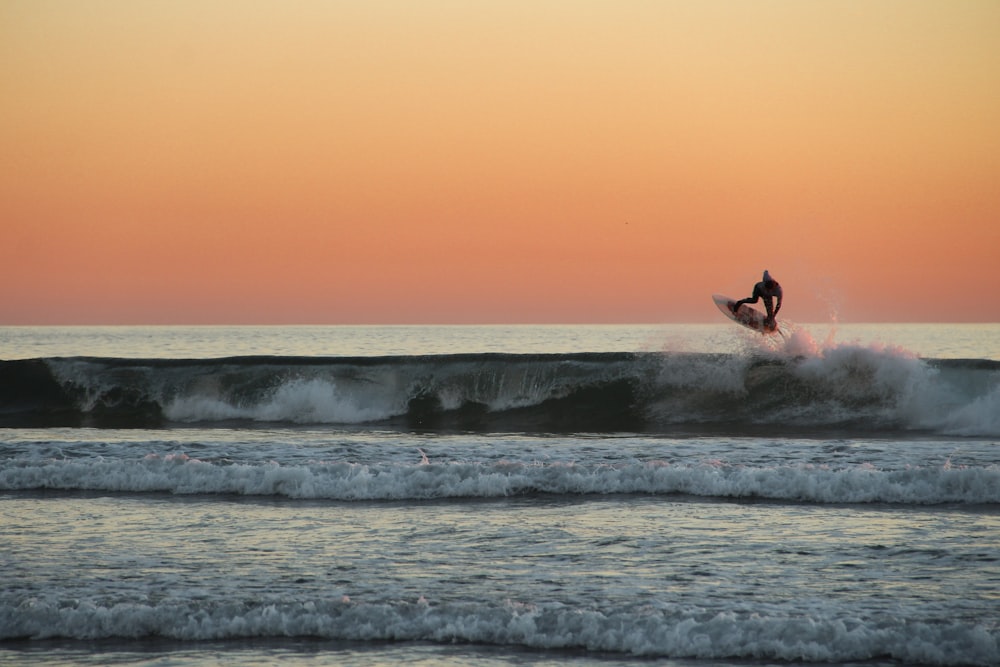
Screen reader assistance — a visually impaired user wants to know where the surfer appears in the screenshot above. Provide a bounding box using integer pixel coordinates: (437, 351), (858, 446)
(732, 270), (783, 328)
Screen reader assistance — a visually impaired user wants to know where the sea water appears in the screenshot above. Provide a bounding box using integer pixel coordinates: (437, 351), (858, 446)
(1, 324), (998, 666)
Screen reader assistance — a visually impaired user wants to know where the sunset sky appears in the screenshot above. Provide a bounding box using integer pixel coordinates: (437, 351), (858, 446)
(2, 0), (998, 324)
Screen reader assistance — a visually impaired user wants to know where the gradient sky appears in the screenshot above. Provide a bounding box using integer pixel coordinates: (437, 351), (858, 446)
(2, 0), (998, 324)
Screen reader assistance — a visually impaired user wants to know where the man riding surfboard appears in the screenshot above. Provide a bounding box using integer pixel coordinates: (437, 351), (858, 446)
(732, 270), (783, 330)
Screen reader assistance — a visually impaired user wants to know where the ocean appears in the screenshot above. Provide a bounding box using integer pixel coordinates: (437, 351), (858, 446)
(1, 323), (998, 666)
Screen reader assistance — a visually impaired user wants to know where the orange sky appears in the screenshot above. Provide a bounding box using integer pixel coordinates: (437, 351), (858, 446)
(2, 0), (998, 324)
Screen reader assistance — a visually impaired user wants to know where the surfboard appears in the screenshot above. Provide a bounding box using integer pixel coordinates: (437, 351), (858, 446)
(712, 294), (779, 334)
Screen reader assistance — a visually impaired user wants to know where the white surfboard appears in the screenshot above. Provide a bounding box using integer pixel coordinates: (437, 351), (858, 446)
(712, 294), (779, 334)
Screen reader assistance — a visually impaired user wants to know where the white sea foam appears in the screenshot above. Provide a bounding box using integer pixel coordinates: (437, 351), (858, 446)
(765, 330), (1000, 436)
(165, 378), (403, 424)
(2, 457), (997, 504)
(1, 596), (995, 665)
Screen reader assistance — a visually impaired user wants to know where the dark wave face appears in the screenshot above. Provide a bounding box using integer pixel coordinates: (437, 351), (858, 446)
(1, 350), (998, 436)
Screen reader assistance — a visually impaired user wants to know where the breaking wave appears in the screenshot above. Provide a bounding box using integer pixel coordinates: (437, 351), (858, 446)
(1, 345), (998, 436)
(2, 596), (996, 665)
(2, 454), (997, 505)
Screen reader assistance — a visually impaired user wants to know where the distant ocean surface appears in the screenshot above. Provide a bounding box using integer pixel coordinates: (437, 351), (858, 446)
(3, 322), (999, 360)
(2, 324), (998, 666)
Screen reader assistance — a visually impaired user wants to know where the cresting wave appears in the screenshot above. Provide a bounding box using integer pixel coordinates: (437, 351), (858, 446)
(2, 455), (997, 504)
(1, 348), (998, 435)
(2, 596), (996, 665)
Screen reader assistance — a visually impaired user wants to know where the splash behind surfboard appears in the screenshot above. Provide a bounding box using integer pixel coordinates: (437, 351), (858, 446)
(712, 294), (779, 334)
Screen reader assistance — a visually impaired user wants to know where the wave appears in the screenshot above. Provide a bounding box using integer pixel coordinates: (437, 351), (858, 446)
(1, 347), (999, 436)
(2, 595), (996, 665)
(2, 455), (997, 505)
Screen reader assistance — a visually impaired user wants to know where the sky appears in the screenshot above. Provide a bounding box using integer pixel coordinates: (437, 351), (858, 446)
(2, 0), (998, 324)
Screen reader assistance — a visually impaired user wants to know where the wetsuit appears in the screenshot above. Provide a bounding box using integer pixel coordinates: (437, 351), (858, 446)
(733, 280), (783, 323)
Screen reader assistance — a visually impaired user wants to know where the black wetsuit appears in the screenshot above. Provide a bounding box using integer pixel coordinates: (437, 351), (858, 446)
(733, 281), (783, 321)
